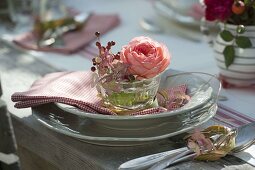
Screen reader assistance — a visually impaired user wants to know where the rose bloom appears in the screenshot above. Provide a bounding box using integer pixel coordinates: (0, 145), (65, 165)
(120, 36), (170, 79)
(204, 0), (234, 21)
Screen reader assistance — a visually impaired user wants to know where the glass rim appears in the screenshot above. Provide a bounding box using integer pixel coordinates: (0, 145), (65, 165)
(102, 73), (161, 85)
(69, 71), (222, 119)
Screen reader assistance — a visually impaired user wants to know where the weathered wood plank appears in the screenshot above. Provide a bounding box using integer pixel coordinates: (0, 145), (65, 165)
(12, 116), (104, 170)
(0, 101), (16, 154)
(18, 146), (58, 170)
(0, 77), (2, 97)
(0, 100), (20, 170)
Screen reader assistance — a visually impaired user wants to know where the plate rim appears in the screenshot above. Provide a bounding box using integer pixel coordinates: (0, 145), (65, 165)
(32, 104), (217, 143)
(55, 71), (219, 120)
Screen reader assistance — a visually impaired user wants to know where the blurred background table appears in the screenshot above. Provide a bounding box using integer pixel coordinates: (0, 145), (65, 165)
(0, 0), (254, 169)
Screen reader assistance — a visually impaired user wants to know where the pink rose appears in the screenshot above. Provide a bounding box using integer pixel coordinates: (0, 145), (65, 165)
(120, 36), (171, 79)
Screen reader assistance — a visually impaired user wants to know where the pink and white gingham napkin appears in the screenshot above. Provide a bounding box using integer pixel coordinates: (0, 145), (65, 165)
(11, 71), (187, 116)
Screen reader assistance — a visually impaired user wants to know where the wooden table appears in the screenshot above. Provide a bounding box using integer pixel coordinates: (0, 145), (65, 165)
(1, 40), (254, 170)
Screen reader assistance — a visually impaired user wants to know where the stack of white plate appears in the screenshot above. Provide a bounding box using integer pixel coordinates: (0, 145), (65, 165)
(32, 70), (221, 146)
(153, 0), (201, 27)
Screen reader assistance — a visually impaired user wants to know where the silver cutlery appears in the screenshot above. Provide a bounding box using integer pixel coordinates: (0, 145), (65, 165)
(38, 13), (91, 47)
(119, 122), (255, 170)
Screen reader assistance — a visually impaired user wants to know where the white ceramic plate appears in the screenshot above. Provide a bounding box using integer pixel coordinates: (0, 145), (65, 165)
(55, 71), (217, 131)
(32, 101), (217, 146)
(153, 0), (201, 27)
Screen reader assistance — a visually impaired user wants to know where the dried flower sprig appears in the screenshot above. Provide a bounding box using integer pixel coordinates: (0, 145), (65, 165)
(184, 125), (236, 161)
(91, 32), (134, 84)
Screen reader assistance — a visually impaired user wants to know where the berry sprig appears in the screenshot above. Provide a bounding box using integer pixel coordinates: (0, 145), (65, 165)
(232, 1), (245, 15)
(91, 32), (132, 84)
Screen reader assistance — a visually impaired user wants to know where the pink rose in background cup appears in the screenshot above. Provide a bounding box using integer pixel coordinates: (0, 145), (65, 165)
(120, 36), (171, 79)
